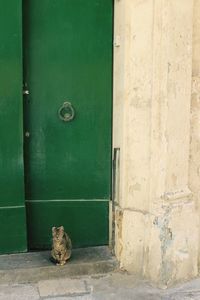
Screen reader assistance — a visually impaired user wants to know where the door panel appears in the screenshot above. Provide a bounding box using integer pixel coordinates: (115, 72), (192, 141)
(26, 201), (108, 249)
(0, 0), (27, 254)
(23, 1), (113, 248)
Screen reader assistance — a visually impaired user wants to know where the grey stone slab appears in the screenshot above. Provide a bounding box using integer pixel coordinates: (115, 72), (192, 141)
(164, 278), (200, 299)
(38, 278), (89, 298)
(169, 278), (200, 293)
(2, 265), (200, 300)
(45, 296), (92, 300)
(0, 247), (114, 270)
(0, 247), (117, 284)
(87, 273), (146, 290)
(164, 292), (200, 300)
(87, 273), (161, 294)
(164, 295), (200, 300)
(92, 290), (163, 300)
(85, 273), (164, 300)
(0, 284), (40, 300)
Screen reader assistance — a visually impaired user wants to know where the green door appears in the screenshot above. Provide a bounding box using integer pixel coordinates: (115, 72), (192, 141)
(23, 1), (113, 249)
(0, 0), (27, 254)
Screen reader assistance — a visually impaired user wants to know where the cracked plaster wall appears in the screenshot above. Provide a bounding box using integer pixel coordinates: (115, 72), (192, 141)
(113, 0), (199, 286)
(189, 0), (200, 269)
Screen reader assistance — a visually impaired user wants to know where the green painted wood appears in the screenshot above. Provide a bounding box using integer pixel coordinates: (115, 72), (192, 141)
(0, 207), (27, 254)
(0, 0), (27, 253)
(23, 1), (113, 248)
(26, 200), (109, 249)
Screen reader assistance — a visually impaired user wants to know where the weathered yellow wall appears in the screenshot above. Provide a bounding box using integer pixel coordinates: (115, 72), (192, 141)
(190, 0), (200, 268)
(113, 0), (199, 286)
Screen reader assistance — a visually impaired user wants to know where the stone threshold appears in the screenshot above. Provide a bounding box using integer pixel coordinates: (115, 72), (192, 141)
(0, 246), (117, 284)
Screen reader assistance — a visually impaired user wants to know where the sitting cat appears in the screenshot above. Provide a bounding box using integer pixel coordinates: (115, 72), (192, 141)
(51, 226), (72, 266)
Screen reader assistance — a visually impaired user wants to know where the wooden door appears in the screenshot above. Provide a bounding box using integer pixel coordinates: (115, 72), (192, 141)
(23, 0), (113, 249)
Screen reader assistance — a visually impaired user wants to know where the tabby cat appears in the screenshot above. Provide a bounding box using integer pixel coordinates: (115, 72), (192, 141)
(51, 226), (72, 266)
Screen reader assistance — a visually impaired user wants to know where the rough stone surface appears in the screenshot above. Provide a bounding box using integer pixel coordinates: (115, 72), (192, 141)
(0, 247), (113, 270)
(190, 0), (200, 270)
(44, 297), (92, 300)
(1, 272), (200, 299)
(0, 284), (40, 300)
(0, 247), (117, 284)
(38, 278), (88, 298)
(113, 0), (199, 286)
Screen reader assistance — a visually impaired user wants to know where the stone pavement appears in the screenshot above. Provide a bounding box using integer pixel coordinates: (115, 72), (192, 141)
(0, 248), (200, 299)
(1, 272), (200, 300)
(0, 247), (117, 285)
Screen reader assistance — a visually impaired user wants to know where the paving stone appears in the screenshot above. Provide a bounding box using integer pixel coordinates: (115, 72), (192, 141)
(2, 269), (200, 299)
(45, 296), (92, 300)
(163, 293), (200, 300)
(91, 289), (163, 300)
(38, 278), (89, 298)
(0, 284), (39, 300)
(86, 273), (164, 299)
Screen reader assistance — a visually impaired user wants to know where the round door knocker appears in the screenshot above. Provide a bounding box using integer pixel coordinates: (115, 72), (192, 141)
(58, 101), (75, 122)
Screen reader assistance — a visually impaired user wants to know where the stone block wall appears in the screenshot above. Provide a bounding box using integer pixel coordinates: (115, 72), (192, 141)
(113, 0), (199, 286)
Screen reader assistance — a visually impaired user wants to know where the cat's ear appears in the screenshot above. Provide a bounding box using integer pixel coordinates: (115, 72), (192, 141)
(60, 226), (64, 231)
(52, 227), (56, 233)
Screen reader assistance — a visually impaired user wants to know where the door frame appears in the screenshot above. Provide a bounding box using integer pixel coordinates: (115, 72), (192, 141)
(22, 0), (115, 251)
(0, 0), (117, 255)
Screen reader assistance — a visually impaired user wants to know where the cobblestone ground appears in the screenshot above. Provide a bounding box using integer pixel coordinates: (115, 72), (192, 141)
(1, 272), (200, 300)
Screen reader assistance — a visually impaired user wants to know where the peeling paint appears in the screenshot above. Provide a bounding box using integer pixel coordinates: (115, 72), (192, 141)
(158, 208), (173, 284)
(115, 208), (124, 260)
